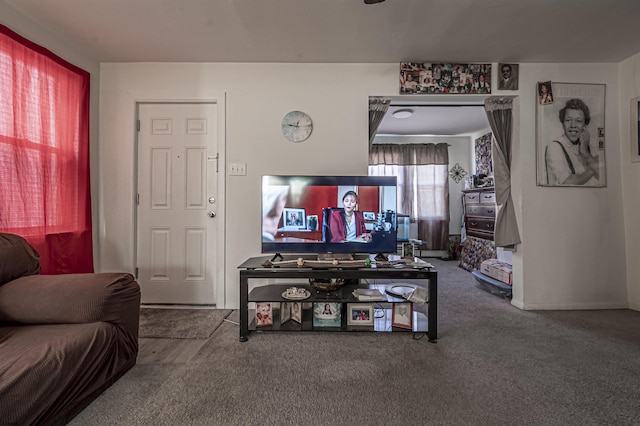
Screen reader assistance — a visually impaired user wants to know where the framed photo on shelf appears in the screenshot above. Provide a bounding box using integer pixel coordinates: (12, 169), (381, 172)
(392, 303), (413, 329)
(401, 242), (414, 259)
(280, 301), (291, 324)
(313, 302), (341, 328)
(536, 82), (606, 187)
(291, 301), (302, 324)
(256, 302), (273, 327)
(347, 303), (374, 326)
(282, 207), (306, 230)
(631, 96), (640, 163)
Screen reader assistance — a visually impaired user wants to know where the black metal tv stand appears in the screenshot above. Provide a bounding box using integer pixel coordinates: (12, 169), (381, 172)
(237, 254), (437, 342)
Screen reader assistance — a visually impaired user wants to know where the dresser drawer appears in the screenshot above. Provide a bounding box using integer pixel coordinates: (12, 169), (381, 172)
(466, 217), (495, 233)
(464, 192), (480, 204)
(465, 205), (496, 218)
(479, 192), (496, 204)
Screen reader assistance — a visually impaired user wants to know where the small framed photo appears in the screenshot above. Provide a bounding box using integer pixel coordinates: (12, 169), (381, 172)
(402, 242), (414, 259)
(313, 302), (341, 328)
(282, 207), (306, 230)
(347, 303), (374, 326)
(363, 211), (376, 221)
(498, 63), (519, 90)
(280, 301), (291, 324)
(256, 302), (273, 327)
(291, 301), (302, 324)
(392, 303), (413, 329)
(537, 81), (554, 105)
(306, 215), (318, 231)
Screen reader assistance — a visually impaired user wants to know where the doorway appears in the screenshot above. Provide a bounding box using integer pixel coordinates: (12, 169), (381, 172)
(136, 102), (224, 305)
(369, 96), (491, 257)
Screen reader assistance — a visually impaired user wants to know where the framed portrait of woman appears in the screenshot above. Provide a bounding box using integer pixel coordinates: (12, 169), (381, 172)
(536, 82), (606, 187)
(392, 303), (413, 330)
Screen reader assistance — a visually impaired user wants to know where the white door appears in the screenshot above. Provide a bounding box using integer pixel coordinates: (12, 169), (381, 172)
(137, 103), (220, 305)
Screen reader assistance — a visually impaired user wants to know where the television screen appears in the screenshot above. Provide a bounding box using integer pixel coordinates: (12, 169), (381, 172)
(262, 175), (397, 255)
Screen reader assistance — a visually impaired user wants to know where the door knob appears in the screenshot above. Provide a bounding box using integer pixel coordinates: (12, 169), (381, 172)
(208, 211), (216, 218)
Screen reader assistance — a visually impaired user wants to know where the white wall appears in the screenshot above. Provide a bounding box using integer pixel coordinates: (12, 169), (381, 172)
(513, 63), (627, 310)
(0, 5), (102, 266)
(99, 62), (629, 311)
(372, 134), (472, 236)
(620, 52), (640, 311)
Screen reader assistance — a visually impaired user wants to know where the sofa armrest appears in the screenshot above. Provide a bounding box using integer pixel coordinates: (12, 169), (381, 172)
(0, 273), (140, 333)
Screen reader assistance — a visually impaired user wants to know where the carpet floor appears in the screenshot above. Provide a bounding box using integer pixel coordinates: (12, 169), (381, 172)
(70, 259), (640, 425)
(139, 308), (232, 339)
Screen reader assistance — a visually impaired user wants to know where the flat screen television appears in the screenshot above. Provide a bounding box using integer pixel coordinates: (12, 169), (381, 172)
(262, 175), (397, 256)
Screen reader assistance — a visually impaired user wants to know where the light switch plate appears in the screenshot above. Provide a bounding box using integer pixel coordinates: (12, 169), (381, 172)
(229, 163), (247, 176)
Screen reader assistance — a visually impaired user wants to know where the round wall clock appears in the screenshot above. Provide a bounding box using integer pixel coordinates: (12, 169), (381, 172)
(281, 110), (313, 142)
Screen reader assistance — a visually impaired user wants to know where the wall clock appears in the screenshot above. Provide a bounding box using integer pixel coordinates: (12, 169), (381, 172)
(281, 110), (313, 142)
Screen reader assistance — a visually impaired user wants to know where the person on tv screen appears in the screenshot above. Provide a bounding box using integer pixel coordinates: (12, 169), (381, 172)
(329, 191), (371, 243)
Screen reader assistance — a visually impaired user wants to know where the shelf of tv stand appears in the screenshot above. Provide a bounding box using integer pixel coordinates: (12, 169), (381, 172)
(238, 255), (437, 342)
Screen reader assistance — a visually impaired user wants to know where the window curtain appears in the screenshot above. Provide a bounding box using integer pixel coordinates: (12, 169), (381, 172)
(0, 24), (93, 274)
(484, 97), (521, 248)
(369, 98), (390, 145)
(369, 143), (449, 250)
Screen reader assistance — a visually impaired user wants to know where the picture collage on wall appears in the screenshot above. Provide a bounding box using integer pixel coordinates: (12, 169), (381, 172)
(400, 62), (492, 94)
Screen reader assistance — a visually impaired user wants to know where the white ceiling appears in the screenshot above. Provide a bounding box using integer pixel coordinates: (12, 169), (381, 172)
(3, 0), (637, 137)
(3, 0), (640, 64)
(376, 96), (489, 136)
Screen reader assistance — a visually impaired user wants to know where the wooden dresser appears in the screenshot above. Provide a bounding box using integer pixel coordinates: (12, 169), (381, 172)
(463, 187), (496, 241)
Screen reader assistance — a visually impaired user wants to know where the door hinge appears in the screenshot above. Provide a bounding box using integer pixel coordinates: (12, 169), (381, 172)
(136, 193), (140, 205)
(135, 267), (139, 279)
(137, 120), (140, 132)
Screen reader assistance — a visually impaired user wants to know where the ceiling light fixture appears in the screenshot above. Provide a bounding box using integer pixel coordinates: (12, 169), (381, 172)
(392, 109), (413, 119)
(364, 0), (386, 4)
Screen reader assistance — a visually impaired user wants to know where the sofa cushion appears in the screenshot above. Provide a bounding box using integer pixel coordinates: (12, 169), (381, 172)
(0, 233), (40, 286)
(0, 322), (135, 425)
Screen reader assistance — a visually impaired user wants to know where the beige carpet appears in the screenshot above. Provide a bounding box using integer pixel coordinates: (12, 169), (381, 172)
(138, 308), (232, 339)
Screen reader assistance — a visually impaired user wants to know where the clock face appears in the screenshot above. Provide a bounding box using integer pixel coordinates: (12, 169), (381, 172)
(281, 110), (313, 142)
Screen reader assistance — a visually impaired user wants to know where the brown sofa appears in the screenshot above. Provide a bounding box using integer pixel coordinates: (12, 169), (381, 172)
(0, 233), (141, 425)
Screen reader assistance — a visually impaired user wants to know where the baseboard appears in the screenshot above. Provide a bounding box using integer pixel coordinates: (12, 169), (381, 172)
(516, 301), (628, 310)
(627, 302), (640, 312)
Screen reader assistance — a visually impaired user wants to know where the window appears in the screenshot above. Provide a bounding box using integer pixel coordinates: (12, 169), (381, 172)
(0, 24), (92, 273)
(369, 143), (450, 250)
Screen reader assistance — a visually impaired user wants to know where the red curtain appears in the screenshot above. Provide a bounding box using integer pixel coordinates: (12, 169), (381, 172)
(0, 24), (93, 274)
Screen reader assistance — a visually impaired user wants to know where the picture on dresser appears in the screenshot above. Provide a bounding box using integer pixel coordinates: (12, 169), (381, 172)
(536, 82), (606, 187)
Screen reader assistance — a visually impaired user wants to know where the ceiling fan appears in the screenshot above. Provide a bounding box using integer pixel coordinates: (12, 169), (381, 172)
(364, 0), (386, 4)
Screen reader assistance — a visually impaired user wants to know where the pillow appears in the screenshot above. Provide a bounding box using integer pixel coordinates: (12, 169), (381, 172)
(0, 233), (40, 286)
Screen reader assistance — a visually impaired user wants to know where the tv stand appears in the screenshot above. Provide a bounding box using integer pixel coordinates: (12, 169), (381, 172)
(237, 255), (437, 342)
